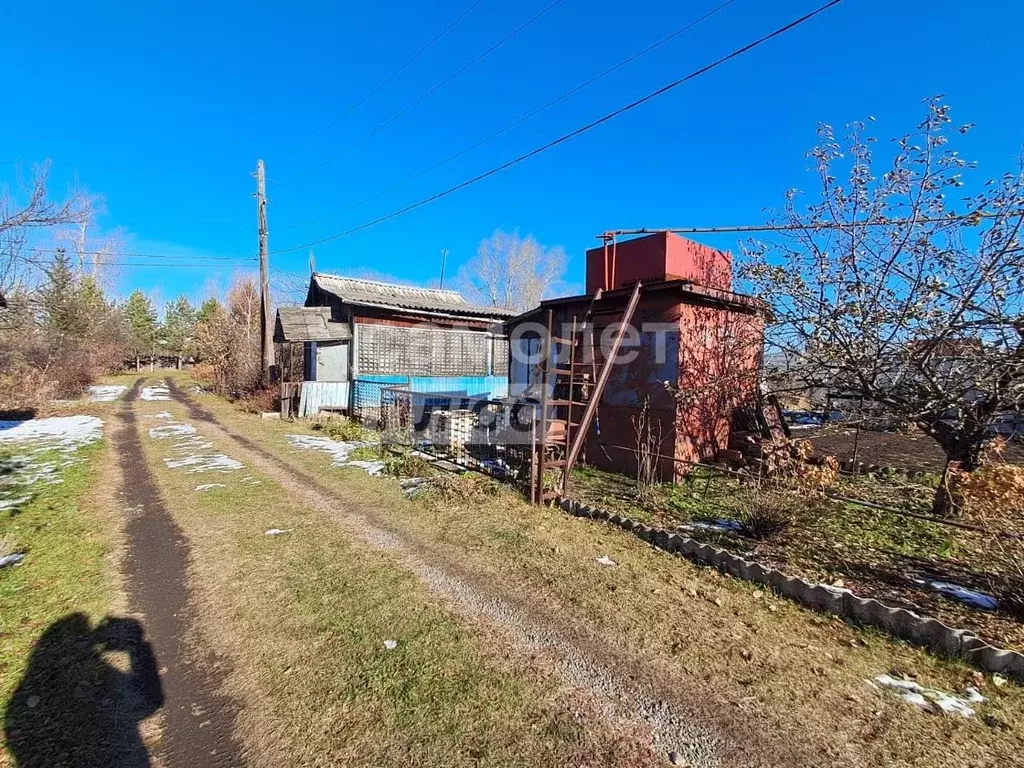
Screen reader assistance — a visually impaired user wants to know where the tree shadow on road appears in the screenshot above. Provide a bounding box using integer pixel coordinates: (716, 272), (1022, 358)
(4, 613), (163, 767)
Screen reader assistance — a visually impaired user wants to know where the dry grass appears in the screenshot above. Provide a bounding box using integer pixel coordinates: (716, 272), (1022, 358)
(137, 393), (657, 767)
(190, 384), (1024, 768)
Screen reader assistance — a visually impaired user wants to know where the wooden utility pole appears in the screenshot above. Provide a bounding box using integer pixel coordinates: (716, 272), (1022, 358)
(439, 249), (448, 289)
(256, 159), (274, 383)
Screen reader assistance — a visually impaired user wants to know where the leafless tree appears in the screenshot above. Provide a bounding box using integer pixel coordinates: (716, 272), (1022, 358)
(56, 191), (125, 277)
(458, 229), (566, 312)
(741, 100), (1024, 511)
(0, 162), (91, 291)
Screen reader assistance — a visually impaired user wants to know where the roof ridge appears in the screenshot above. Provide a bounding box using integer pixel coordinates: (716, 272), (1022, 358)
(314, 272), (464, 298)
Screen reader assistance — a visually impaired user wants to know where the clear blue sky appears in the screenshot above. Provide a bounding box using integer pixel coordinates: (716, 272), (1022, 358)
(3, 0), (1023, 309)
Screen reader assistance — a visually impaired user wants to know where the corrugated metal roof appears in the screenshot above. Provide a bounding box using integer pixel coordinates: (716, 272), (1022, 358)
(274, 306), (352, 343)
(312, 273), (516, 318)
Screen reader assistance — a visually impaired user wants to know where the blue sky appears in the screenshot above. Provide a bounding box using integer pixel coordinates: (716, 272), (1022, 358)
(2, 0), (1022, 311)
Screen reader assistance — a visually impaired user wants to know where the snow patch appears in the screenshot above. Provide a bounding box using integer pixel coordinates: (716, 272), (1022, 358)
(285, 434), (369, 465)
(166, 454), (244, 473)
(870, 674), (985, 717)
(284, 434), (386, 475)
(0, 416), (103, 450)
(265, 528), (292, 536)
(0, 416), (105, 511)
(146, 418), (244, 475)
(195, 483), (227, 492)
(147, 412), (173, 419)
(87, 384), (128, 402)
(140, 382), (171, 401)
(148, 424), (197, 439)
(596, 555), (618, 567)
(345, 460), (385, 476)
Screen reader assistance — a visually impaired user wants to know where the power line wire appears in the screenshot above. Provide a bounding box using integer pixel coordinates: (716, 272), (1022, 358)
(276, 0), (565, 186)
(282, 0), (738, 231)
(275, 0), (488, 160)
(601, 212), (1024, 237)
(270, 0), (843, 255)
(21, 246), (254, 261)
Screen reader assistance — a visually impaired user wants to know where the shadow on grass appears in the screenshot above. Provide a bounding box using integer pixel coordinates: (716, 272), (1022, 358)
(4, 614), (163, 768)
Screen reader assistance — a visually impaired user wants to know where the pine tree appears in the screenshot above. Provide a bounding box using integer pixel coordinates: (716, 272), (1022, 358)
(163, 295), (197, 368)
(122, 290), (157, 371)
(40, 249), (87, 345)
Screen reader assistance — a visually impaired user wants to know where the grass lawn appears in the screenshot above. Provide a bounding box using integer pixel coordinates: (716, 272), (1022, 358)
(0, 440), (121, 765)
(137, 393), (654, 767)
(566, 464), (1024, 651)
(181, 377), (1024, 768)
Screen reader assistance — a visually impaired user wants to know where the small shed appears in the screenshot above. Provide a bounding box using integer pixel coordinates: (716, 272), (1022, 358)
(277, 273), (515, 417)
(505, 232), (766, 481)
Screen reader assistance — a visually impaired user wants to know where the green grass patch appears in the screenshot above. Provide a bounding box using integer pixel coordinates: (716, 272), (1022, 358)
(0, 443), (112, 718)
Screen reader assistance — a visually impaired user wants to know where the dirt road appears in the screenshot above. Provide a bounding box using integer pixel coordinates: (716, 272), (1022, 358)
(117, 380), (243, 766)
(161, 384), (796, 767)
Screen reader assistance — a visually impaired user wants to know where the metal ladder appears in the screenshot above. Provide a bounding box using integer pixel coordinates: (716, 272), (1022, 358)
(533, 282), (642, 503)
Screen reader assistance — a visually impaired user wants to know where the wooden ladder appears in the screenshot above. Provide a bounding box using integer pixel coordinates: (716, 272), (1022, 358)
(533, 282), (642, 503)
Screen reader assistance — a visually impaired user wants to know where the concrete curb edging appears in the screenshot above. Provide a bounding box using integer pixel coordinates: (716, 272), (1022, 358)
(557, 497), (1024, 682)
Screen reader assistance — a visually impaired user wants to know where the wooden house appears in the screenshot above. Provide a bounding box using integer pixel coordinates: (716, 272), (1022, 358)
(275, 274), (515, 417)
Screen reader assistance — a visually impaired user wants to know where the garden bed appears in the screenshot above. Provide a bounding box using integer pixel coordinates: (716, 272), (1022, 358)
(567, 466), (1024, 652)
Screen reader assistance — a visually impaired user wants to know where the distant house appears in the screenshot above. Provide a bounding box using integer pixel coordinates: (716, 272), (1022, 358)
(275, 274), (515, 417)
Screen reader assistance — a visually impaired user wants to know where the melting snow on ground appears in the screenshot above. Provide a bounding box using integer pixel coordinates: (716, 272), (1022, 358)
(0, 415), (105, 513)
(870, 674), (985, 717)
(140, 381), (171, 401)
(145, 417), (243, 475)
(149, 424), (197, 439)
(87, 384), (128, 402)
(195, 483), (227, 492)
(285, 434), (385, 475)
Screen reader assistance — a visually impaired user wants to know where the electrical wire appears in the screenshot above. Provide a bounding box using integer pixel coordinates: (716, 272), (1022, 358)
(270, 0), (844, 255)
(21, 246), (254, 261)
(275, 0), (488, 160)
(276, 0), (565, 185)
(282, 0), (738, 230)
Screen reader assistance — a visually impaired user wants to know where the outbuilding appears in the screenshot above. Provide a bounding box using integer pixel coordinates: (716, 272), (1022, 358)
(505, 232), (766, 481)
(275, 273), (515, 417)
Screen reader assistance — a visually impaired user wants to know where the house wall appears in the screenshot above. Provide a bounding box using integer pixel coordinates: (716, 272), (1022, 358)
(355, 322), (501, 377)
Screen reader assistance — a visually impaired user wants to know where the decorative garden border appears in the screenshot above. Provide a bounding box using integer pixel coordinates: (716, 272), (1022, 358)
(556, 497), (1024, 682)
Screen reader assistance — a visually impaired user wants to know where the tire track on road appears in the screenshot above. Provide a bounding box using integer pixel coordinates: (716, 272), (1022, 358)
(118, 379), (244, 767)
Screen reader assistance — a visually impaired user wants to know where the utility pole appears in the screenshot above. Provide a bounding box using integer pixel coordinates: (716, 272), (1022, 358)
(439, 248), (448, 289)
(256, 159), (274, 383)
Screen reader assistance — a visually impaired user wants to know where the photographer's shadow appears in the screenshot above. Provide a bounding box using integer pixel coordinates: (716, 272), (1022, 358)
(4, 613), (163, 767)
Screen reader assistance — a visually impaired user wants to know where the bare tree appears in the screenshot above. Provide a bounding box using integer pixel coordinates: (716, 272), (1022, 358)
(741, 100), (1024, 512)
(56, 191), (125, 277)
(0, 162), (91, 291)
(458, 229), (566, 312)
